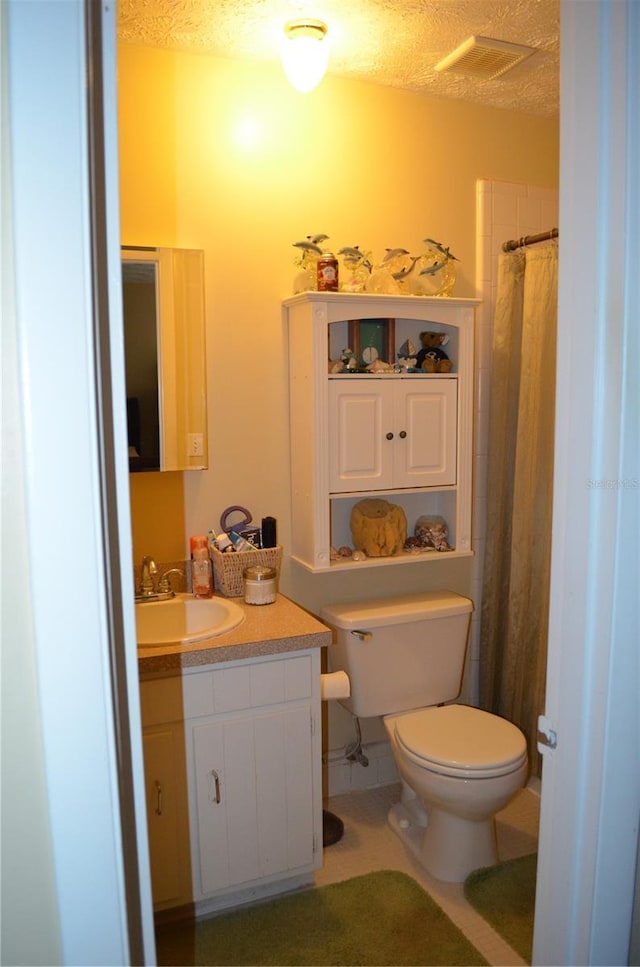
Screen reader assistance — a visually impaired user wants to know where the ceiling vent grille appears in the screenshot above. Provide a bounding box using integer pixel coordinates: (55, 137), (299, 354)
(435, 35), (537, 80)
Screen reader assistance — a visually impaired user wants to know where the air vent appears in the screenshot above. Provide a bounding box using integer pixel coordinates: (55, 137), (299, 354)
(435, 35), (537, 80)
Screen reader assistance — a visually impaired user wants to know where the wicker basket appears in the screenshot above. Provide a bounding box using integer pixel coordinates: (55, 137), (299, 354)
(211, 544), (283, 598)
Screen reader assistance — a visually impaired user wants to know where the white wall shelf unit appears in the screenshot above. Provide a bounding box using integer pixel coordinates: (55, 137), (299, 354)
(284, 292), (478, 573)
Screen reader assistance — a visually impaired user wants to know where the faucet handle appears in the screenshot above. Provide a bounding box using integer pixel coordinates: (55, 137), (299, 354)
(157, 568), (185, 595)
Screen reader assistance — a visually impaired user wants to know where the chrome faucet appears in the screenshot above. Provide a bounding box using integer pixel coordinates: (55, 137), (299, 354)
(139, 556), (158, 597)
(136, 557), (184, 602)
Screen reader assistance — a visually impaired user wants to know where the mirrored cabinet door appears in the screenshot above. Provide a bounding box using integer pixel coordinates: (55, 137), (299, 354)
(122, 247), (208, 472)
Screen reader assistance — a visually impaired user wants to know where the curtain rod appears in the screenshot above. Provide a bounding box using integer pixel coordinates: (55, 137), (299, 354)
(502, 228), (559, 252)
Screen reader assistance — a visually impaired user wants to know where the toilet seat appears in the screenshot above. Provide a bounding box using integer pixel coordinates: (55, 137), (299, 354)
(391, 704), (527, 779)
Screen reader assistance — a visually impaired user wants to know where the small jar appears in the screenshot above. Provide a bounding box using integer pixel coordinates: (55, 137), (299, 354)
(317, 254), (339, 292)
(243, 565), (277, 605)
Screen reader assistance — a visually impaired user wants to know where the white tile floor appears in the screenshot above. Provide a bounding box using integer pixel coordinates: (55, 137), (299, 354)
(315, 782), (540, 966)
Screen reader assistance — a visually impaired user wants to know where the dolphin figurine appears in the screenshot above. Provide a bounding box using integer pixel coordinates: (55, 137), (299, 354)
(382, 247), (410, 262)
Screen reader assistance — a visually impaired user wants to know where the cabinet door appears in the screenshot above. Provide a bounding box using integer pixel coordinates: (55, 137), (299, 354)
(329, 378), (457, 493)
(142, 727), (189, 907)
(192, 704), (315, 897)
(329, 379), (394, 492)
(393, 379), (457, 487)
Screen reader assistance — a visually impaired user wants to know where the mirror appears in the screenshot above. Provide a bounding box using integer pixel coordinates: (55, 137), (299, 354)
(122, 247), (208, 472)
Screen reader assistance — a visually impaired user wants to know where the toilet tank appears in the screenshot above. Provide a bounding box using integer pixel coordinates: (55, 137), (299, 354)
(321, 591), (473, 718)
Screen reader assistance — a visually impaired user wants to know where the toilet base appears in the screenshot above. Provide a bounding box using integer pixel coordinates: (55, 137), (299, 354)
(387, 801), (498, 882)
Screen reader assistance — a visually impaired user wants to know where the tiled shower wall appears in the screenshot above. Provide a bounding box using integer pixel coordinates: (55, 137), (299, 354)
(465, 179), (559, 704)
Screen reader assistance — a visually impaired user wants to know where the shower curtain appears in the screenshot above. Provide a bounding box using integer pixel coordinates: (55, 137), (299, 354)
(479, 243), (558, 777)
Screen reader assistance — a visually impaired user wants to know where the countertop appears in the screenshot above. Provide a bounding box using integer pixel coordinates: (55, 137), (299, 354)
(137, 593), (331, 675)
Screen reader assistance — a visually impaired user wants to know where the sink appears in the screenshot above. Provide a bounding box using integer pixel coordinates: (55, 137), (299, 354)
(136, 593), (245, 647)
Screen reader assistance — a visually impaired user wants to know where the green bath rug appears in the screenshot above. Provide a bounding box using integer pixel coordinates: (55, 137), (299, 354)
(464, 853), (537, 963)
(156, 869), (488, 966)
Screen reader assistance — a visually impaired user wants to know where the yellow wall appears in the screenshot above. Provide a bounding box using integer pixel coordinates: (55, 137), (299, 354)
(129, 472), (185, 562)
(119, 44), (558, 741)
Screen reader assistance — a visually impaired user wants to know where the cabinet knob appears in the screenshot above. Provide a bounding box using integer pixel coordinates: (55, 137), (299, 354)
(386, 432), (394, 440)
(399, 430), (407, 439)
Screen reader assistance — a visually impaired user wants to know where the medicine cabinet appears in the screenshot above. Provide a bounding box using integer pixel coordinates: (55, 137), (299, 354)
(122, 246), (208, 472)
(284, 292), (479, 572)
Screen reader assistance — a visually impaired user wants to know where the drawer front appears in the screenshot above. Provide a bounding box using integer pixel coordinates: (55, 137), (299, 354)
(141, 654), (315, 725)
(183, 653), (314, 719)
(140, 676), (183, 727)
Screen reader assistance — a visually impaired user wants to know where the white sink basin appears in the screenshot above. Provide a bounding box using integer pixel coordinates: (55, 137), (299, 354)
(136, 593), (245, 647)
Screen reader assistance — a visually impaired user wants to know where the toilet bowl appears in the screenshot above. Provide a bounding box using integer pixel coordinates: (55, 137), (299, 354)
(321, 591), (529, 883)
(384, 703), (528, 881)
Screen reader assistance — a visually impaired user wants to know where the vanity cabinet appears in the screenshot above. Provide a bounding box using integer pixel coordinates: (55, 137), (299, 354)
(191, 702), (315, 896)
(141, 724), (191, 908)
(139, 648), (322, 914)
(284, 292), (478, 571)
(140, 678), (192, 911)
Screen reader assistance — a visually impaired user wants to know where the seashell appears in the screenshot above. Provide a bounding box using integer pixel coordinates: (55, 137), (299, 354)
(338, 546), (353, 558)
(367, 359), (393, 373)
(397, 339), (417, 359)
(404, 536), (422, 553)
(352, 550), (367, 561)
(330, 546), (341, 560)
(415, 515), (453, 551)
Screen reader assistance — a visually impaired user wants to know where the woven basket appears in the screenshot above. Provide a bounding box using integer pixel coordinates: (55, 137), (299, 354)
(211, 544), (283, 598)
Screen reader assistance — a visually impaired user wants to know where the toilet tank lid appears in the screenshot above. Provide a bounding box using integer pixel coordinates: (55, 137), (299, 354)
(320, 591), (473, 629)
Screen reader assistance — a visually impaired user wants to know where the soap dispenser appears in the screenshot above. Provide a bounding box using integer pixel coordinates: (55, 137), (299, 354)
(191, 535), (213, 598)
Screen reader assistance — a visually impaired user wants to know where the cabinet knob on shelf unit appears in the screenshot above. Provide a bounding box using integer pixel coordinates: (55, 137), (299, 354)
(399, 430), (407, 439)
(386, 432), (394, 440)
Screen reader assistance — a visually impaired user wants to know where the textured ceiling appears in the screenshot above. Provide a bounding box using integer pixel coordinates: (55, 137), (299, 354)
(117, 0), (559, 118)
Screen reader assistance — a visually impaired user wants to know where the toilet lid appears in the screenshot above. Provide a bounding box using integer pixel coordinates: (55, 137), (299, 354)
(393, 704), (527, 779)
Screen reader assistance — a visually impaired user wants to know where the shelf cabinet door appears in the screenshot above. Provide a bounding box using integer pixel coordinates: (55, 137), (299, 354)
(393, 379), (457, 487)
(329, 378), (457, 493)
(329, 379), (394, 492)
(192, 704), (315, 898)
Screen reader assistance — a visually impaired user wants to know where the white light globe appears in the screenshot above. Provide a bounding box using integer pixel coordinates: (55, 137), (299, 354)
(281, 20), (329, 93)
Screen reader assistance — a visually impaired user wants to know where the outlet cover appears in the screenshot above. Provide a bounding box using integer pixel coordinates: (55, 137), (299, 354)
(187, 433), (204, 457)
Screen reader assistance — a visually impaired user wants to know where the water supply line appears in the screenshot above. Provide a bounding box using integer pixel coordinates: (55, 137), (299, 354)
(345, 716), (369, 767)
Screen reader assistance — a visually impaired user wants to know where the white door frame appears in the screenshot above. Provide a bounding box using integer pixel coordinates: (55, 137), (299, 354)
(4, 0), (154, 962)
(534, 2), (639, 964)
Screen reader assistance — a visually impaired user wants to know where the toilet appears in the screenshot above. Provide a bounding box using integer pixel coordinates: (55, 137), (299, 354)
(321, 591), (528, 882)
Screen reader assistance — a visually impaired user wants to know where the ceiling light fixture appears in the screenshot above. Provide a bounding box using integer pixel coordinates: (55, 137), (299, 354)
(281, 19), (329, 93)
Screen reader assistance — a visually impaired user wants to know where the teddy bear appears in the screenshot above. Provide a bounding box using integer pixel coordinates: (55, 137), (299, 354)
(415, 331), (452, 373)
